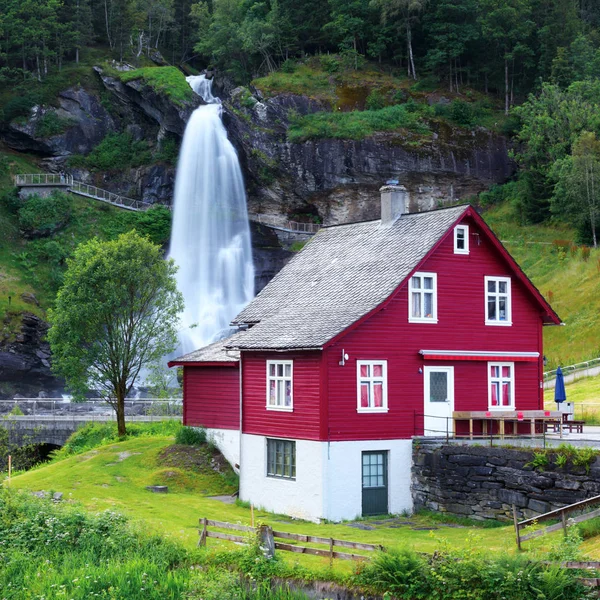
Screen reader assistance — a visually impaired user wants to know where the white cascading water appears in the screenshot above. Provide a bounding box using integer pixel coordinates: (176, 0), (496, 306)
(169, 75), (254, 355)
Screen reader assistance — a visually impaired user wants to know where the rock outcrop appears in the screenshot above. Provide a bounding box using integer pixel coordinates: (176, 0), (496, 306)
(2, 86), (115, 156)
(224, 89), (516, 224)
(0, 312), (64, 399)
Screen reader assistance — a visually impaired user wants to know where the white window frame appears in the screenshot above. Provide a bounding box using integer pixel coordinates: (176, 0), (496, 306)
(488, 362), (515, 410)
(356, 360), (389, 413)
(266, 360), (293, 411)
(266, 438), (296, 480)
(409, 272), (438, 323)
(454, 225), (469, 254)
(485, 276), (512, 326)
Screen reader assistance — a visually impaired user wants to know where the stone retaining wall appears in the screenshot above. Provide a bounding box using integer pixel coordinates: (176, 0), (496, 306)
(411, 441), (600, 521)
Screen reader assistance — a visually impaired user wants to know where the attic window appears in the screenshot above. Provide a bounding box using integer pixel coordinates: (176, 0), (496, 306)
(409, 273), (438, 323)
(454, 225), (469, 254)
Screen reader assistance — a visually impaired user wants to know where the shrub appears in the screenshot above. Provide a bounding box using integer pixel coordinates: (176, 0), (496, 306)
(18, 191), (72, 237)
(319, 54), (340, 73)
(119, 66), (194, 107)
(154, 136), (180, 165)
(365, 89), (386, 111)
(449, 99), (475, 127)
(582, 246), (591, 261)
(288, 103), (430, 142)
(35, 112), (74, 138)
(280, 59), (297, 74)
(175, 426), (207, 446)
(0, 187), (22, 214)
(83, 132), (151, 171)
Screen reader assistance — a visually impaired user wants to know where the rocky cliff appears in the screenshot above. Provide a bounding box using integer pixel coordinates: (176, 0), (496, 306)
(223, 89), (515, 225)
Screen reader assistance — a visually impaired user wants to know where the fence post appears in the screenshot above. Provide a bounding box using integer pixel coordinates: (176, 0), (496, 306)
(258, 525), (275, 558)
(561, 510), (568, 537)
(198, 517), (207, 547)
(513, 504), (521, 551)
(329, 537), (334, 567)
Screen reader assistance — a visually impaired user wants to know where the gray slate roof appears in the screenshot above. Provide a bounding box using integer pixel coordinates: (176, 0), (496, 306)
(229, 205), (468, 350)
(171, 334), (240, 363)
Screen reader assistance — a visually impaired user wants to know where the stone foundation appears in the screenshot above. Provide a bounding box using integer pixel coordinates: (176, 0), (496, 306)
(412, 441), (600, 521)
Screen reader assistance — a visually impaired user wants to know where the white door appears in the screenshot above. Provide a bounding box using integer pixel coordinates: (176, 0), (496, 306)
(423, 366), (454, 437)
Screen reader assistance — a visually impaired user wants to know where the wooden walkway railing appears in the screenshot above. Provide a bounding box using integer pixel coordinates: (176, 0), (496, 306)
(198, 518), (383, 563)
(514, 495), (600, 550)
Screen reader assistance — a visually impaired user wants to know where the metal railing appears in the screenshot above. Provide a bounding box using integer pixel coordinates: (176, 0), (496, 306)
(0, 398), (182, 420)
(15, 173), (73, 186)
(14, 174), (152, 212)
(249, 213), (321, 234)
(70, 180), (150, 211)
(544, 357), (600, 382)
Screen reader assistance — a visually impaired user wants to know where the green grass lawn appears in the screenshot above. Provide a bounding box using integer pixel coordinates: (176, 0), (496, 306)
(544, 374), (600, 423)
(6, 434), (530, 573)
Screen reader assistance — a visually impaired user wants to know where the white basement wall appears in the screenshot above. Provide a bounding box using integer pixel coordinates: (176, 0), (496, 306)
(239, 434), (414, 522)
(204, 427), (240, 469)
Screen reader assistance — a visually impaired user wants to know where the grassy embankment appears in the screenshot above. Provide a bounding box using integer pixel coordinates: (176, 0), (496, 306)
(7, 422), (587, 569)
(483, 202), (600, 370)
(252, 58), (511, 142)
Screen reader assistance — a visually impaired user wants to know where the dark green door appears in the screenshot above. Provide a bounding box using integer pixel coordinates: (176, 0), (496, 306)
(362, 451), (388, 516)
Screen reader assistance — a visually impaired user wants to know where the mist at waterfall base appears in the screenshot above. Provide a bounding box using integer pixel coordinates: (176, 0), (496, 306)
(169, 75), (254, 357)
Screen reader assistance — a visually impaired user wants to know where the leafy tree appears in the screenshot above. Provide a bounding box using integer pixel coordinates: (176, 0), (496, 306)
(424, 0), (479, 92)
(48, 231), (184, 436)
(513, 82), (600, 222)
(374, 0), (427, 80)
(479, 0), (535, 114)
(552, 132), (600, 246)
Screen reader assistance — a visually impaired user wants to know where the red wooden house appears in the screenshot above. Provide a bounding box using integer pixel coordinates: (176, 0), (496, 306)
(169, 186), (561, 522)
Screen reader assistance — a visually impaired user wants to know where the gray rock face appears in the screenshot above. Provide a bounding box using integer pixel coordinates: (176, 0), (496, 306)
(94, 66), (201, 137)
(224, 91), (516, 225)
(0, 312), (64, 399)
(2, 87), (115, 156)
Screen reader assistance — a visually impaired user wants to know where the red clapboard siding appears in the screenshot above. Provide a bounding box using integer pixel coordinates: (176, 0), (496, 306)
(183, 366), (239, 430)
(326, 215), (545, 441)
(242, 351), (322, 440)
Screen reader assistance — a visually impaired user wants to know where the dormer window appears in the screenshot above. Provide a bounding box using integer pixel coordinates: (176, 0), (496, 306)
(409, 272), (438, 323)
(454, 225), (469, 254)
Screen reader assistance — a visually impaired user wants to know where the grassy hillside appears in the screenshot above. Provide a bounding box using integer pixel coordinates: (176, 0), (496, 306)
(9, 424), (519, 563)
(0, 147), (171, 323)
(483, 203), (598, 370)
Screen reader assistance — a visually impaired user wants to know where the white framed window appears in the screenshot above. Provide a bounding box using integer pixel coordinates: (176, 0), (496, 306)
(266, 360), (293, 411)
(454, 225), (469, 254)
(488, 362), (515, 409)
(485, 276), (512, 325)
(357, 360), (388, 413)
(409, 272), (438, 323)
(267, 438), (296, 479)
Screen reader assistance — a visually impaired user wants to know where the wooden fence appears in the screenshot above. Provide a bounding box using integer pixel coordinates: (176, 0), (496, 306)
(514, 494), (600, 550)
(198, 518), (383, 563)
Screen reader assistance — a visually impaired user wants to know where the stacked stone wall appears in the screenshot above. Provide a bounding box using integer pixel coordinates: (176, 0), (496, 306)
(412, 442), (600, 521)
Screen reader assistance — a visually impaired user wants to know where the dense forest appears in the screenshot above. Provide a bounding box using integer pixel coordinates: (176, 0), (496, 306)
(3, 0), (600, 235)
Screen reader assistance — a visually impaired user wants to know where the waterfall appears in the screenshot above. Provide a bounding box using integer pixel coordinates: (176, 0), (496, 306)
(169, 74), (254, 355)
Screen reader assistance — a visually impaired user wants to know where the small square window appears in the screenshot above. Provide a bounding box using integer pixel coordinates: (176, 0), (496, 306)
(357, 361), (388, 413)
(266, 360), (293, 411)
(454, 225), (469, 254)
(267, 439), (296, 479)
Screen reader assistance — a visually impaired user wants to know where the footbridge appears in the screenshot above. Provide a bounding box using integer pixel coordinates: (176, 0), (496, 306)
(0, 399), (181, 447)
(14, 174), (322, 235)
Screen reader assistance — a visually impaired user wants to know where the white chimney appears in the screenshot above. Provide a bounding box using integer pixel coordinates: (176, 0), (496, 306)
(380, 184), (409, 226)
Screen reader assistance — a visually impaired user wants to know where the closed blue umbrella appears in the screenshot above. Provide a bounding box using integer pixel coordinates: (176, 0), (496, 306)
(555, 366), (567, 406)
